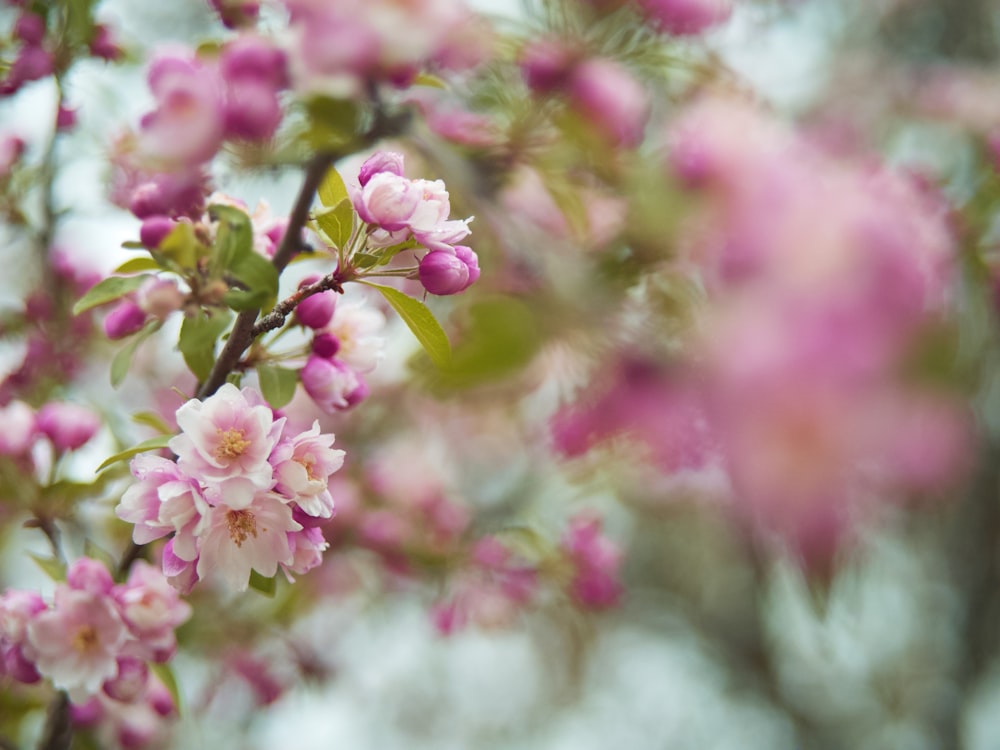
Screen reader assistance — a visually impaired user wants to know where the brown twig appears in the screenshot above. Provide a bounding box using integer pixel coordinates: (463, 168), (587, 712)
(251, 273), (345, 338)
(35, 691), (70, 750)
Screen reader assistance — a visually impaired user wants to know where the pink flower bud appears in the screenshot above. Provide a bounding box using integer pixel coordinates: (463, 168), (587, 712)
(520, 38), (578, 93)
(636, 0), (732, 36)
(104, 299), (147, 340)
(56, 104), (76, 131)
(35, 402), (101, 452)
(102, 657), (149, 703)
(220, 36), (287, 88)
(89, 24), (123, 61)
(137, 278), (185, 319)
(6, 45), (54, 89)
(67, 558), (114, 596)
(69, 697), (104, 727)
(312, 332), (340, 359)
(13, 13), (45, 45)
(568, 59), (649, 148)
(353, 172), (422, 231)
(300, 356), (367, 413)
(209, 0), (261, 29)
(0, 400), (35, 455)
(454, 245), (480, 286)
(224, 80), (283, 140)
(147, 678), (176, 716)
(0, 134), (25, 177)
(358, 151), (405, 187)
(419, 250), (470, 295)
(295, 277), (336, 329)
(139, 215), (175, 248)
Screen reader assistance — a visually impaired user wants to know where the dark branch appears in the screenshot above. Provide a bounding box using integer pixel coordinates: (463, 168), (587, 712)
(251, 273), (344, 339)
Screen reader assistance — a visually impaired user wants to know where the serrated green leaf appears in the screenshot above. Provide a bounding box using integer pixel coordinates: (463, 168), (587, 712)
(257, 364), (298, 409)
(178, 311), (232, 381)
(248, 569), (277, 597)
(314, 199), (354, 250)
(150, 662), (183, 717)
(208, 204), (254, 275)
(318, 166), (349, 208)
(131, 411), (173, 435)
(72, 274), (151, 315)
(110, 322), (159, 388)
(29, 554), (66, 582)
(362, 282), (451, 368)
(96, 435), (173, 473)
(158, 222), (200, 270)
(113, 256), (161, 274)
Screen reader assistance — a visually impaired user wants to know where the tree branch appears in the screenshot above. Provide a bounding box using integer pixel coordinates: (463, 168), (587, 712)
(251, 273), (344, 339)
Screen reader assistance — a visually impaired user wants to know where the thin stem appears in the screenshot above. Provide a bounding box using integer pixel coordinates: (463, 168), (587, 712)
(251, 272), (345, 339)
(197, 153), (335, 400)
(35, 691), (70, 750)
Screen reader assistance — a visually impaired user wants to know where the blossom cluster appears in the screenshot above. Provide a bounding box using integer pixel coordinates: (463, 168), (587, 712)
(116, 384), (345, 591)
(349, 151), (480, 295)
(299, 295), (386, 414)
(0, 558), (188, 705)
(0, 399), (101, 462)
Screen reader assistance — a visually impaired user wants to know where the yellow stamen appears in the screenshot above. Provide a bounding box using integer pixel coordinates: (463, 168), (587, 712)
(226, 509), (258, 548)
(216, 428), (251, 461)
(72, 625), (99, 653)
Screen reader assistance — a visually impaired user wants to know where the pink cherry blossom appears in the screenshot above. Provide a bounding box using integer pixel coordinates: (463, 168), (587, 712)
(169, 383), (285, 489)
(26, 586), (129, 693)
(113, 562), (192, 662)
(270, 421), (345, 518)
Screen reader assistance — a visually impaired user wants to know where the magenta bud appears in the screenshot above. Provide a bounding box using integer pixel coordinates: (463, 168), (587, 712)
(312, 333), (341, 358)
(453, 245), (480, 286)
(35, 402), (101, 452)
(67, 557), (114, 595)
(568, 58), (649, 148)
(103, 657), (150, 703)
(419, 250), (470, 295)
(358, 151), (405, 187)
(104, 299), (147, 340)
(129, 182), (167, 219)
(520, 39), (578, 93)
(8, 45), (54, 86)
(300, 356), (366, 413)
(3, 645), (40, 684)
(69, 697), (104, 727)
(295, 279), (337, 329)
(224, 81), (283, 140)
(55, 104), (77, 131)
(140, 215), (175, 248)
(220, 37), (287, 88)
(147, 680), (176, 716)
(89, 24), (123, 61)
(13, 13), (45, 45)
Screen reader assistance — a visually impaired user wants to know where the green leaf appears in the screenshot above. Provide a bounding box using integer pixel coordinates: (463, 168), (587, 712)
(178, 310), (232, 381)
(121, 240), (146, 250)
(72, 274), (152, 315)
(373, 238), (419, 267)
(352, 252), (381, 270)
(113, 256), (161, 274)
(313, 199), (354, 250)
(29, 554), (66, 582)
(150, 662), (183, 717)
(110, 322), (159, 388)
(248, 569), (277, 597)
(222, 288), (271, 311)
(362, 282), (451, 369)
(318, 166), (349, 208)
(96, 435), (173, 473)
(131, 410), (173, 435)
(208, 204), (254, 275)
(257, 364), (298, 409)
(229, 252), (279, 312)
(304, 98), (359, 149)
(158, 222), (200, 270)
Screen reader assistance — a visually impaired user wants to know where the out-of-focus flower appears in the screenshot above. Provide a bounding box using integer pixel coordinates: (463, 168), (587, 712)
(36, 402), (101, 452)
(0, 400), (36, 456)
(568, 58), (649, 147)
(635, 0), (733, 36)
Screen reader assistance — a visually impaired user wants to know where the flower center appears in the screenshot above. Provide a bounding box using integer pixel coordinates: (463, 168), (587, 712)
(216, 428), (251, 461)
(72, 625), (99, 653)
(295, 456), (319, 481)
(226, 509), (258, 548)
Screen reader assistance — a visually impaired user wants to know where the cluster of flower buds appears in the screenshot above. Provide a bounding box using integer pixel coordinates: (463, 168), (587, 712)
(1, 7), (121, 97)
(103, 278), (186, 341)
(299, 292), (386, 413)
(349, 151), (480, 295)
(520, 41), (649, 147)
(0, 399), (101, 462)
(117, 384), (345, 591)
(138, 39), (288, 171)
(0, 558), (188, 701)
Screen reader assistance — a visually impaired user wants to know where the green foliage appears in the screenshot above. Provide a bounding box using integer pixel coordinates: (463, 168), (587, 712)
(248, 569), (277, 597)
(314, 199), (355, 250)
(29, 553), (66, 581)
(72, 274), (151, 315)
(210, 204), (279, 311)
(362, 282), (452, 369)
(158, 221), (202, 270)
(257, 364), (298, 409)
(113, 256), (162, 274)
(304, 97), (360, 149)
(97, 435), (173, 472)
(178, 310), (232, 381)
(151, 663), (183, 716)
(131, 410), (174, 435)
(110, 321), (160, 388)
(318, 166), (350, 208)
